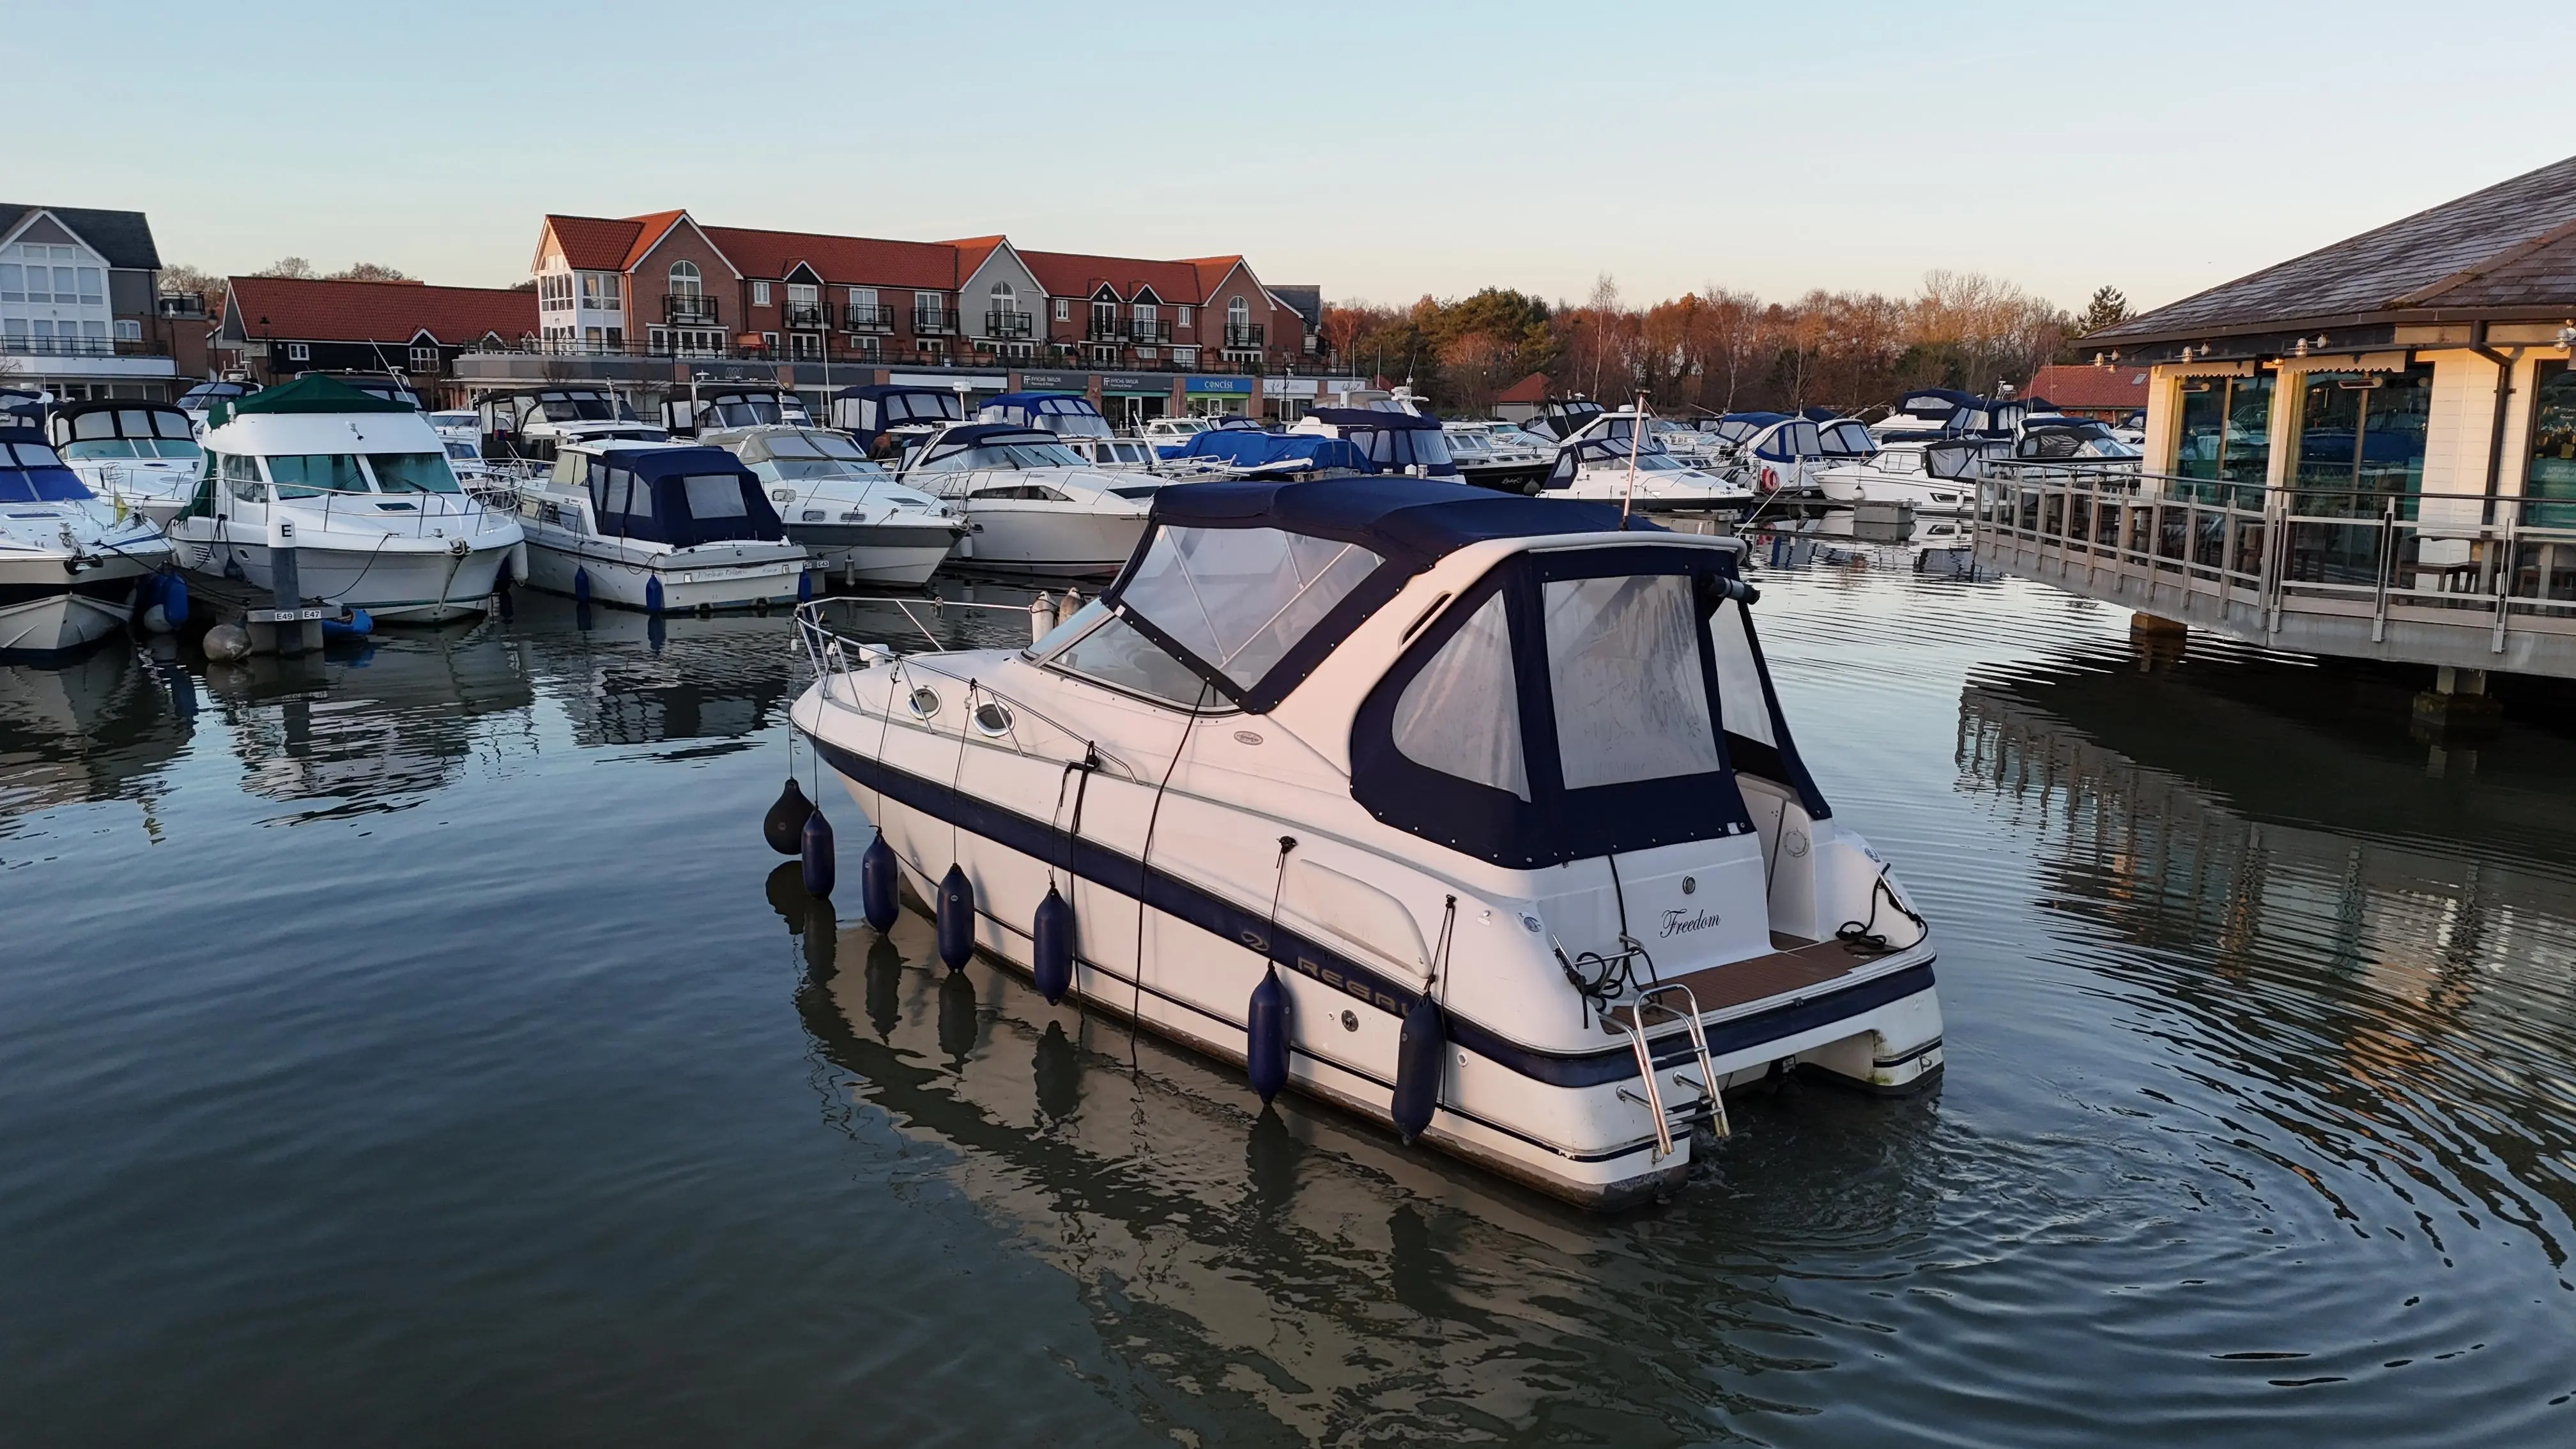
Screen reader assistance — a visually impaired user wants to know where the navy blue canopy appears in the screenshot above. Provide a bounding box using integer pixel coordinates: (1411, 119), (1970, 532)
(928, 423), (1057, 450)
(1895, 388), (1984, 415)
(1143, 477), (1644, 573)
(1308, 406), (1439, 431)
(0, 426), (92, 503)
(592, 445), (784, 547)
(831, 385), (963, 433)
(1177, 430), (1367, 473)
(1798, 406), (1841, 423)
(983, 392), (1100, 415)
(1720, 411), (1790, 426)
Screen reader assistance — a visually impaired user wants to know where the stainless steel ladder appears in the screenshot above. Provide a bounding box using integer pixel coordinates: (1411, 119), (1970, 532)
(1613, 983), (1731, 1161)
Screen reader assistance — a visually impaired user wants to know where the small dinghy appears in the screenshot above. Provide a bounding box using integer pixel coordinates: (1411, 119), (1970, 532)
(790, 477), (1941, 1209)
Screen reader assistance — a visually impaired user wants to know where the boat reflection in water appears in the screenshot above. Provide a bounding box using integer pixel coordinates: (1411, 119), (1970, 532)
(0, 647), (191, 833)
(1956, 648), (2576, 1273)
(768, 866), (1947, 1443)
(198, 626), (533, 811)
(507, 591), (797, 755)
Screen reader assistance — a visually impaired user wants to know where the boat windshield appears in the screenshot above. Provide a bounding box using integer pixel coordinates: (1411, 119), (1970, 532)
(1108, 525), (1385, 693)
(1819, 421), (1877, 458)
(708, 397), (786, 428)
(533, 392), (632, 423)
(266, 454), (371, 495)
(915, 438), (1089, 471)
(1349, 426), (1453, 472)
(63, 436), (201, 461)
(1042, 411), (1114, 439)
(366, 452), (462, 493)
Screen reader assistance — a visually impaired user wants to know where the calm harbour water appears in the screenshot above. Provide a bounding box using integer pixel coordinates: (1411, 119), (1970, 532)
(4, 551), (2573, 1447)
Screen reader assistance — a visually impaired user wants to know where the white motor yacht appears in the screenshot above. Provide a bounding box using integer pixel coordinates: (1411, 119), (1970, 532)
(175, 380), (257, 435)
(1870, 388), (2027, 443)
(475, 387), (669, 471)
(1554, 408), (1724, 468)
(1727, 417), (1834, 499)
(1289, 408), (1464, 480)
(891, 423), (1153, 579)
(666, 386), (813, 438)
(49, 400), (206, 525)
(703, 424), (965, 588)
(514, 440), (811, 612)
(1440, 421), (1552, 494)
(830, 384), (965, 456)
(0, 426), (173, 659)
(789, 477), (1942, 1209)
(1543, 436), (1756, 514)
(978, 392), (1116, 440)
(1814, 440), (1985, 514)
(167, 375), (522, 622)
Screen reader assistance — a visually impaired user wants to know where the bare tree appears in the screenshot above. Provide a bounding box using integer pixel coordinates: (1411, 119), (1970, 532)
(326, 262), (411, 283)
(255, 257), (316, 279)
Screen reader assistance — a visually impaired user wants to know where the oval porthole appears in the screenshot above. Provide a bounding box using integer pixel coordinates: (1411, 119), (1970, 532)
(907, 686), (941, 719)
(971, 700), (1013, 736)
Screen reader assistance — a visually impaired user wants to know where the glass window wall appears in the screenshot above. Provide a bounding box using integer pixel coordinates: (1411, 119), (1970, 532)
(2173, 372), (2272, 503)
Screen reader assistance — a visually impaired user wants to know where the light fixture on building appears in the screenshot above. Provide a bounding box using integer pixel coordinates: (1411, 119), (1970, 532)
(2558, 321), (2576, 351)
(2093, 351), (2108, 368)
(2291, 337), (2308, 357)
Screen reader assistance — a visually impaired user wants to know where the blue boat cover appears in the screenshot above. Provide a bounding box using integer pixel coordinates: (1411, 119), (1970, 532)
(1141, 477), (1644, 572)
(1176, 431), (1369, 473)
(594, 445), (785, 547)
(0, 425), (92, 502)
(982, 392), (1103, 418)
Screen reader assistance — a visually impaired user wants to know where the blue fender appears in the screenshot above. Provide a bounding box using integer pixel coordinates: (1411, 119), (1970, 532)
(861, 831), (900, 932)
(1246, 965), (1292, 1105)
(801, 809), (836, 897)
(1391, 994), (1448, 1144)
(1032, 885), (1073, 1004)
(936, 864), (975, 970)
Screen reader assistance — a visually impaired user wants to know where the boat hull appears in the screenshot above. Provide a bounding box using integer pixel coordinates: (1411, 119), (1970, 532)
(171, 538), (510, 622)
(799, 714), (1945, 1211)
(951, 507), (1147, 579)
(785, 519), (961, 588)
(0, 572), (148, 661)
(521, 534), (807, 612)
(1818, 474), (1974, 514)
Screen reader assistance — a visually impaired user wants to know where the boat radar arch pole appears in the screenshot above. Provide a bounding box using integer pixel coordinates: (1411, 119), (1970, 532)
(1622, 391), (1645, 528)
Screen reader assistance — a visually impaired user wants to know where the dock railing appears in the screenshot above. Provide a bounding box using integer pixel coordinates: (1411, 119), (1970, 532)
(1974, 461), (2576, 669)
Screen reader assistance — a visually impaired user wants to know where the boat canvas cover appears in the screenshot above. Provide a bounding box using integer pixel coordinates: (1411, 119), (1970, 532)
(592, 445), (785, 547)
(0, 427), (93, 502)
(980, 393), (1106, 422)
(1924, 439), (1993, 479)
(832, 385), (964, 433)
(1307, 406), (1441, 431)
(210, 373), (414, 428)
(1175, 430), (1368, 473)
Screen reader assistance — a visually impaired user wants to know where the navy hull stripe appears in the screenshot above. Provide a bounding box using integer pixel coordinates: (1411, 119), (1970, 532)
(807, 732), (1934, 1091)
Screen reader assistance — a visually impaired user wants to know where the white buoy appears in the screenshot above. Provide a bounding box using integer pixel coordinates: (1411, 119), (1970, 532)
(202, 623), (252, 662)
(1030, 592), (1054, 645)
(1057, 587), (1082, 630)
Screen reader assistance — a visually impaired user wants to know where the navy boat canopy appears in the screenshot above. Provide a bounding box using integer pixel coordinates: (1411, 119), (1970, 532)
(983, 392), (1102, 415)
(1894, 387), (1984, 416)
(1307, 406), (1439, 431)
(1140, 476), (1643, 574)
(591, 445), (784, 547)
(1176, 431), (1368, 473)
(0, 425), (94, 503)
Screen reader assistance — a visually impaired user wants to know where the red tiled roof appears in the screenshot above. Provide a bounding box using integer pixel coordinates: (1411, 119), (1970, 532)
(544, 214), (645, 271)
(943, 234), (1008, 282)
(1018, 249), (1208, 305)
(2024, 362), (2150, 410)
(1496, 372), (1549, 404)
(227, 275), (535, 344)
(703, 225), (958, 289)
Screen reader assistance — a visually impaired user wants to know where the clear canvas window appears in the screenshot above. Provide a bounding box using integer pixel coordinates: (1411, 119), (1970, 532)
(1542, 575), (1720, 789)
(1706, 597), (1774, 747)
(1119, 525), (1383, 691)
(1052, 613), (1213, 708)
(682, 474), (747, 518)
(1392, 592), (1528, 800)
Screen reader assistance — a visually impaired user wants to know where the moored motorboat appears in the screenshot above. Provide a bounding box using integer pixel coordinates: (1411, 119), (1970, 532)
(0, 426), (172, 659)
(165, 375), (522, 623)
(512, 440), (810, 611)
(49, 399), (206, 525)
(788, 477), (1942, 1209)
(703, 423), (964, 587)
(1542, 435), (1756, 514)
(1816, 438), (1987, 514)
(891, 423), (1153, 579)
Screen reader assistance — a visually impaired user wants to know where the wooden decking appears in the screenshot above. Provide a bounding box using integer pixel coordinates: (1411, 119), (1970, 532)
(1607, 933), (1888, 1029)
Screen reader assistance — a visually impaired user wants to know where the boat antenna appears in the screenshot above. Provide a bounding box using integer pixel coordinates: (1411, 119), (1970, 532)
(1621, 390), (1645, 529)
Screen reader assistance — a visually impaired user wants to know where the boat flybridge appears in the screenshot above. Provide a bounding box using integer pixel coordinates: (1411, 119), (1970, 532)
(832, 384), (965, 452)
(514, 440), (810, 611)
(790, 477), (1942, 1209)
(1290, 407), (1462, 479)
(1815, 438), (1987, 514)
(702, 423), (965, 587)
(476, 388), (669, 469)
(0, 426), (172, 659)
(169, 375), (523, 622)
(49, 401), (206, 525)
(890, 422), (1154, 579)
(1871, 388), (2027, 443)
(978, 392), (1116, 440)
(1542, 435), (1756, 514)
(1554, 408), (1724, 467)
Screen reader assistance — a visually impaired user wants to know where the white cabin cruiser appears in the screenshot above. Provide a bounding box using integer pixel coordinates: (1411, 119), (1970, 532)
(1441, 421), (1552, 493)
(1871, 388), (2026, 443)
(1727, 417), (1833, 498)
(790, 477), (1942, 1209)
(476, 387), (669, 470)
(515, 440), (810, 611)
(1290, 408), (1463, 480)
(666, 386), (812, 438)
(1543, 436), (1756, 514)
(0, 426), (172, 659)
(830, 384), (965, 457)
(891, 424), (1153, 580)
(1814, 439), (1985, 514)
(1555, 408), (1724, 468)
(703, 424), (964, 587)
(167, 375), (522, 622)
(49, 401), (206, 525)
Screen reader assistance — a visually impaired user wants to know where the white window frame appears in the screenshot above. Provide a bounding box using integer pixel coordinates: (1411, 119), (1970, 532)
(753, 280), (772, 306)
(1054, 298), (1070, 322)
(286, 342), (310, 362)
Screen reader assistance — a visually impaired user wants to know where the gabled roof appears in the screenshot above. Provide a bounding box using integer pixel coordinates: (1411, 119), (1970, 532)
(1018, 249), (1209, 304)
(944, 234), (1009, 280)
(0, 204), (162, 270)
(541, 211), (724, 275)
(1186, 255), (1248, 299)
(2096, 153), (2576, 343)
(226, 275), (537, 345)
(2023, 363), (2149, 410)
(1268, 284), (1323, 328)
(701, 224), (958, 289)
(1496, 372), (1550, 405)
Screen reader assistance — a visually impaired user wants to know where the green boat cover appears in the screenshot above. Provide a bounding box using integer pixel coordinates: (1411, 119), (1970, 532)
(211, 373), (413, 427)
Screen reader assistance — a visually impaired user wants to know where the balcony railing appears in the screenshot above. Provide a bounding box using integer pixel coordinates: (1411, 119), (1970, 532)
(784, 303), (825, 328)
(1223, 323), (1264, 347)
(1, 335), (172, 358)
(663, 293), (720, 325)
(1087, 316), (1126, 341)
(983, 310), (1033, 339)
(1130, 320), (1172, 344)
(843, 303), (893, 331)
(454, 334), (1308, 376)
(912, 312), (953, 335)
(157, 293), (206, 318)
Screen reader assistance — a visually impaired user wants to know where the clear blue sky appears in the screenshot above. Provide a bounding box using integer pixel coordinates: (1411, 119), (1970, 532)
(19, 0), (2573, 314)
